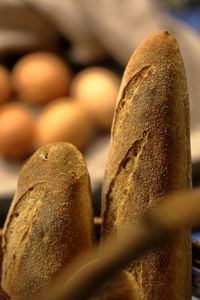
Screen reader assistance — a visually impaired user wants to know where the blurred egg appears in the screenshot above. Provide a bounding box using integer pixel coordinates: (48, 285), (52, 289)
(70, 67), (120, 130)
(0, 103), (35, 159)
(0, 65), (11, 104)
(35, 99), (94, 150)
(12, 52), (71, 104)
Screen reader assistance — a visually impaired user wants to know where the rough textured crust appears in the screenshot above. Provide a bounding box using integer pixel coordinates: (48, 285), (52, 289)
(91, 271), (140, 300)
(2, 142), (94, 300)
(102, 31), (192, 299)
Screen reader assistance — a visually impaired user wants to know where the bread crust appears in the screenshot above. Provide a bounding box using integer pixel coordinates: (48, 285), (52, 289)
(2, 142), (94, 299)
(102, 31), (192, 299)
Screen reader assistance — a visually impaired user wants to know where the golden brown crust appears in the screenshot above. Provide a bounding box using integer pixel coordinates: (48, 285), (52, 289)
(0, 285), (9, 300)
(91, 271), (140, 300)
(102, 31), (192, 299)
(2, 142), (94, 300)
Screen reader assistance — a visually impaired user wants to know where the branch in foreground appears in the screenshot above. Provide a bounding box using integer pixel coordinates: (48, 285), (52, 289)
(41, 189), (200, 300)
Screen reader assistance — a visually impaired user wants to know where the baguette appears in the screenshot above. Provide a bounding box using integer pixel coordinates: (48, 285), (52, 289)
(1, 142), (94, 299)
(102, 31), (192, 299)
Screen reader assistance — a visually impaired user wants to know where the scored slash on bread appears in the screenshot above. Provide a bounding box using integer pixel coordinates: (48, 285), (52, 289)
(101, 31), (192, 300)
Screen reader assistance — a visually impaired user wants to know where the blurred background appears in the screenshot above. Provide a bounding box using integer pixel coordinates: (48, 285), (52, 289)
(0, 0), (200, 298)
(0, 0), (200, 224)
(0, 0), (200, 218)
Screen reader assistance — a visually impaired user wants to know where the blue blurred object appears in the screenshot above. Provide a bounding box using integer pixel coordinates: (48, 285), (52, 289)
(193, 232), (200, 243)
(192, 232), (200, 299)
(169, 3), (200, 32)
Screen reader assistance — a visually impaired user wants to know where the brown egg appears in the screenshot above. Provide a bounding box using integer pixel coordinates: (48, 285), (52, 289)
(0, 103), (35, 160)
(0, 65), (11, 104)
(35, 99), (94, 150)
(70, 67), (120, 130)
(12, 52), (71, 104)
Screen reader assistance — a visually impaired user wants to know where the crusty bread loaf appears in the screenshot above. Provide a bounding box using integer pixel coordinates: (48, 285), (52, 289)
(1, 142), (94, 299)
(102, 31), (192, 299)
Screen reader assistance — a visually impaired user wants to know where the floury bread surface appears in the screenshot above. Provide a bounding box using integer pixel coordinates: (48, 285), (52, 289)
(1, 142), (94, 299)
(102, 31), (192, 299)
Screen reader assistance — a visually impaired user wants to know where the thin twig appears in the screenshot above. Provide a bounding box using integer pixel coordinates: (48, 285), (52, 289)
(41, 189), (200, 300)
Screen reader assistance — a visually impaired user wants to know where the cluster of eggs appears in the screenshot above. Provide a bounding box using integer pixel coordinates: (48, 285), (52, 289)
(0, 52), (120, 160)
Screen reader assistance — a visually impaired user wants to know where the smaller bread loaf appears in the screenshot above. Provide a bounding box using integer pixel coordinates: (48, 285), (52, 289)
(1, 142), (94, 299)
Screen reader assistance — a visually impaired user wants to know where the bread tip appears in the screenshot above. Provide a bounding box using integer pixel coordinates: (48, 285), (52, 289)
(25, 142), (84, 170)
(145, 30), (179, 53)
(153, 30), (175, 40)
(36, 141), (79, 155)
(160, 30), (177, 42)
(163, 30), (170, 35)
